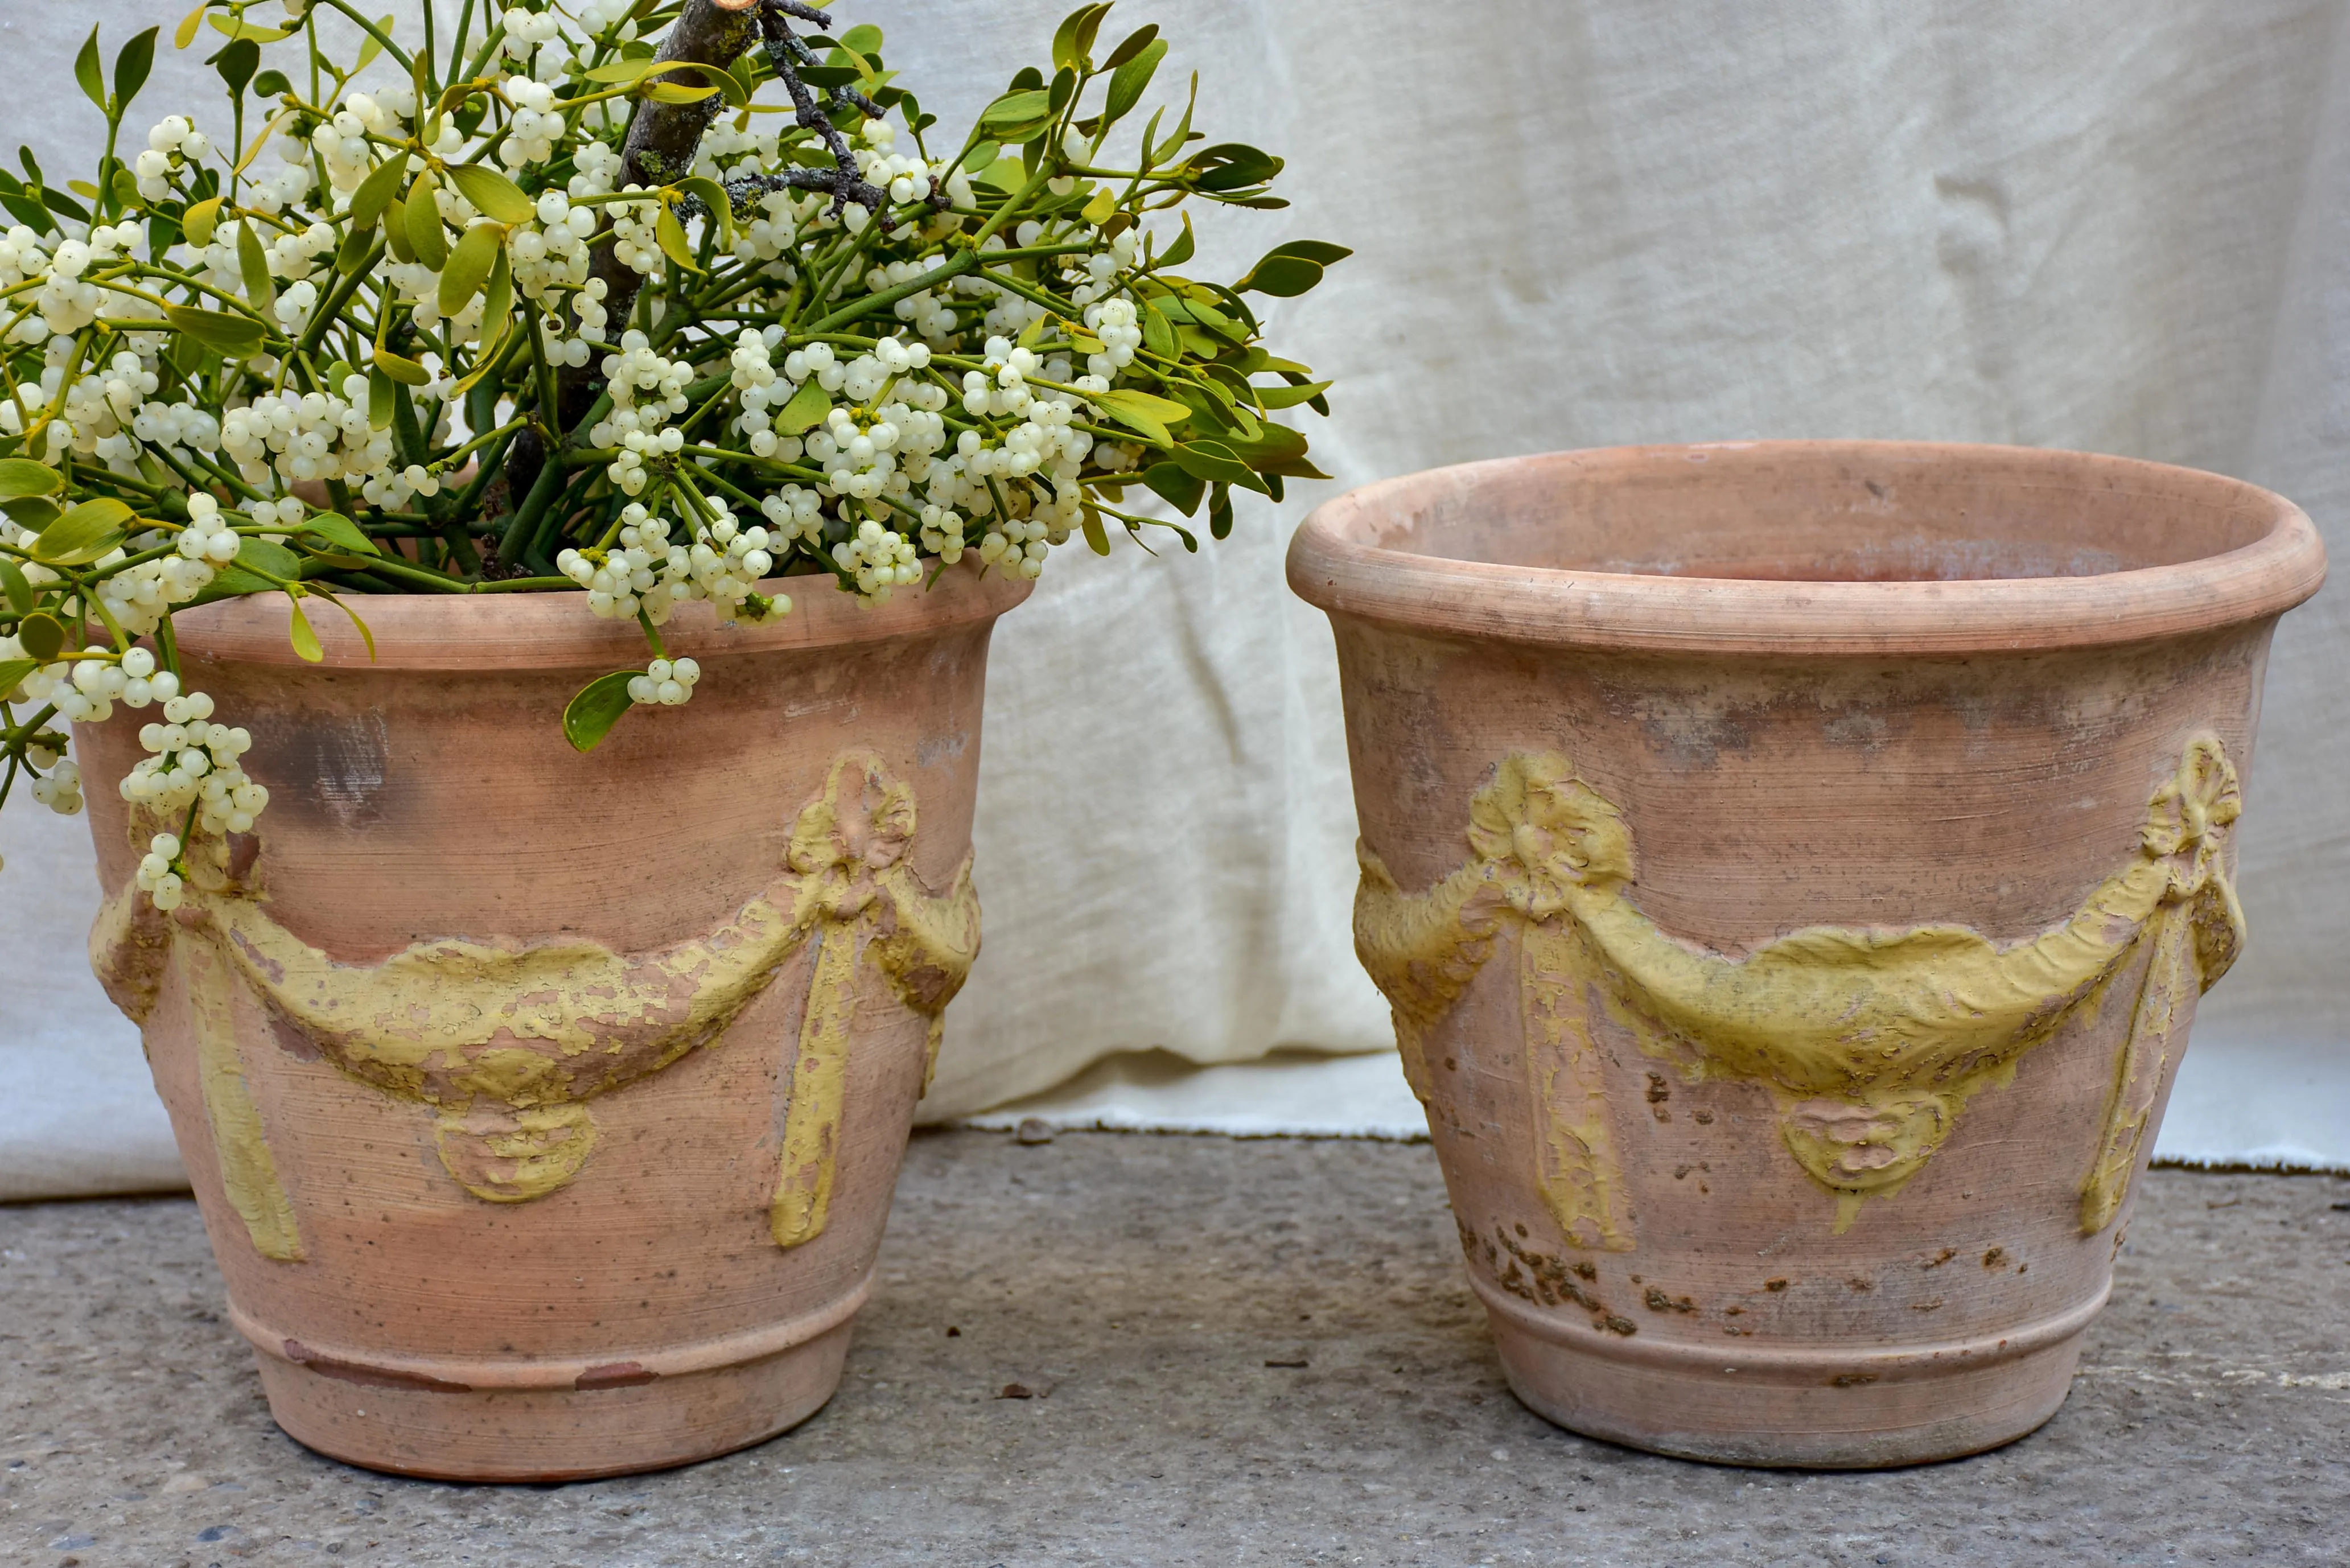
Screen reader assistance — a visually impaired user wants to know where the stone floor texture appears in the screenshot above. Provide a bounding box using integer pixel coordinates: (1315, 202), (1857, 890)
(2, 1130), (2346, 1567)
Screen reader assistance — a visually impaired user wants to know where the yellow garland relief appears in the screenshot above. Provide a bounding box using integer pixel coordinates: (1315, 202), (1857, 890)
(90, 752), (978, 1261)
(1355, 739), (2244, 1241)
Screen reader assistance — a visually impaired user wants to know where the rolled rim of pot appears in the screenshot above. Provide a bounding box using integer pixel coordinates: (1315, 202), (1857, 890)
(164, 557), (1034, 671)
(1286, 441), (2327, 656)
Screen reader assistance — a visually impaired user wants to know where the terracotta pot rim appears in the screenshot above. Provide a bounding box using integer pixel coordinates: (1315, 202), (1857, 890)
(168, 557), (1034, 671)
(1287, 440), (2328, 655)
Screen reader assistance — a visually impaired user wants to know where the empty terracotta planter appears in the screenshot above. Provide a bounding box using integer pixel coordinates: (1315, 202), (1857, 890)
(76, 563), (1028, 1481)
(1289, 441), (2324, 1467)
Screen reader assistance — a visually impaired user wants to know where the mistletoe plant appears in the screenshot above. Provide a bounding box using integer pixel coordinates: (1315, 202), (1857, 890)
(0, 0), (1342, 903)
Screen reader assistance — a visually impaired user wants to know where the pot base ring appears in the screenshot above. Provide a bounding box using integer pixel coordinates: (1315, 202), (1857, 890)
(234, 1273), (873, 1482)
(1474, 1273), (2104, 1468)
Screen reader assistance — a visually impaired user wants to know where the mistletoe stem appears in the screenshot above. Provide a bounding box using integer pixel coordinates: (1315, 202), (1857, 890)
(751, 2), (892, 224)
(511, 0), (770, 511)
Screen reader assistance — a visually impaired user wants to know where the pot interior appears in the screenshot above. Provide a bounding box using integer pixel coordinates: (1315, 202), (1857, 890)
(1382, 444), (2283, 584)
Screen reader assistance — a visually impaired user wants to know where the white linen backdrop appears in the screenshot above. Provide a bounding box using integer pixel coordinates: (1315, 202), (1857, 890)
(3, 1), (2344, 1199)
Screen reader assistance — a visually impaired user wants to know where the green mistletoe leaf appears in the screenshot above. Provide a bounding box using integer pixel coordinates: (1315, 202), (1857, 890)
(285, 595), (324, 662)
(33, 497), (133, 566)
(296, 512), (380, 557)
(1091, 388), (1192, 448)
(17, 612), (65, 662)
(236, 216), (275, 310)
(563, 670), (640, 752)
(0, 459), (63, 500)
(771, 378), (832, 436)
(74, 26), (107, 114)
(1103, 38), (1167, 125)
(350, 158), (406, 231)
(1172, 438), (1268, 496)
(164, 304), (265, 359)
(447, 163), (536, 225)
(0, 556), (34, 615)
(1102, 24), (1160, 70)
(979, 89), (1055, 141)
(438, 222), (503, 314)
(115, 26), (160, 112)
(654, 204), (701, 273)
(371, 348), (430, 386)
(404, 173), (450, 269)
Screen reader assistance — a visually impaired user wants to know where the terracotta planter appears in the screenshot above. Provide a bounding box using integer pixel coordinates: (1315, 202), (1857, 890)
(1289, 441), (2324, 1467)
(76, 564), (1029, 1481)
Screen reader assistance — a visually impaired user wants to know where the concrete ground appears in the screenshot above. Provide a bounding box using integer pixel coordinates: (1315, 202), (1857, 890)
(2, 1131), (2345, 1567)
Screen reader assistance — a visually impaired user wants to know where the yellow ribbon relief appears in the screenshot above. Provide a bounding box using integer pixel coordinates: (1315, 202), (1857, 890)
(1355, 738), (2244, 1242)
(91, 752), (978, 1262)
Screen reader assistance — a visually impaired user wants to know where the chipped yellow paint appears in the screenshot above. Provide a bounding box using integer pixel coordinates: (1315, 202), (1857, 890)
(182, 933), (306, 1261)
(90, 870), (302, 1261)
(2080, 738), (2244, 1233)
(1353, 851), (1506, 1103)
(768, 753), (981, 1248)
(1355, 754), (1636, 1246)
(431, 1105), (599, 1204)
(772, 922), (860, 1248)
(88, 870), (174, 1031)
(1520, 921), (1635, 1250)
(90, 752), (979, 1245)
(1353, 740), (2245, 1241)
(868, 845), (982, 1096)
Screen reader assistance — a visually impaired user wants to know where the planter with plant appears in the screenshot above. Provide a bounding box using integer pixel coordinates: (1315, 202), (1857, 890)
(1289, 441), (2323, 1467)
(0, 0), (1339, 1480)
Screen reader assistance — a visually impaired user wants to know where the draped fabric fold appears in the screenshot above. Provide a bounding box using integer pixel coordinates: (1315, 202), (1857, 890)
(5, 2), (2348, 1196)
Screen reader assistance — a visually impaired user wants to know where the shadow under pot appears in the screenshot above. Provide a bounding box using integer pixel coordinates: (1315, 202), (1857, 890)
(1287, 440), (2324, 1468)
(75, 564), (1029, 1482)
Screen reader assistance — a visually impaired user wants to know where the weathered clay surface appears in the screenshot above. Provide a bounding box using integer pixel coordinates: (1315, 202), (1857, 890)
(69, 566), (1029, 1480)
(1289, 441), (2327, 1466)
(3, 1135), (2346, 1565)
